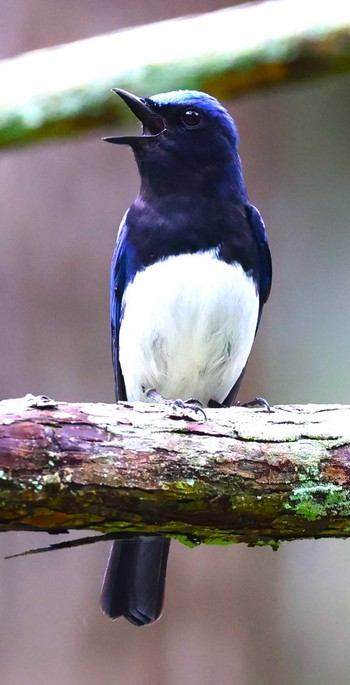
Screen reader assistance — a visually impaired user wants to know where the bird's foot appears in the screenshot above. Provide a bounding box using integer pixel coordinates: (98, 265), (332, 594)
(236, 396), (271, 413)
(145, 388), (206, 421)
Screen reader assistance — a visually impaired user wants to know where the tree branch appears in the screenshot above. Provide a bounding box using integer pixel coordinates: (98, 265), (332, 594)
(1, 0), (350, 148)
(1, 395), (350, 548)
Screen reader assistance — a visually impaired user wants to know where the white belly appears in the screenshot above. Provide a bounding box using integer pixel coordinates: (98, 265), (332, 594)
(119, 251), (259, 406)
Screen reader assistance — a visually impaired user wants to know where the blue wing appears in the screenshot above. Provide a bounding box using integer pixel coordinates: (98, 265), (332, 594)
(222, 203), (271, 406)
(110, 214), (129, 401)
(246, 203), (272, 319)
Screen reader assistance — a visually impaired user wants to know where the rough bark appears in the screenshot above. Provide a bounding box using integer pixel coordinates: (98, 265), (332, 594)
(1, 1), (350, 148)
(1, 395), (350, 548)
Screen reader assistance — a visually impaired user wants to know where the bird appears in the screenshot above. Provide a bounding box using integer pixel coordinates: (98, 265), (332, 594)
(100, 87), (272, 626)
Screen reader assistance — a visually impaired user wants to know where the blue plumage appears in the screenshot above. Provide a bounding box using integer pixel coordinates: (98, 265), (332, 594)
(101, 88), (272, 625)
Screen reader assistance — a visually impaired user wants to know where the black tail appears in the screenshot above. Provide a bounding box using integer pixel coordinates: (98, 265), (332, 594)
(100, 536), (170, 626)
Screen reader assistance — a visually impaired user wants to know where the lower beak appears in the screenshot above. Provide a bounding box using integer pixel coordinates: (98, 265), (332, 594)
(103, 88), (165, 146)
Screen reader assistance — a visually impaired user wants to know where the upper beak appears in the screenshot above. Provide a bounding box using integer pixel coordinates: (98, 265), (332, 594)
(103, 88), (165, 145)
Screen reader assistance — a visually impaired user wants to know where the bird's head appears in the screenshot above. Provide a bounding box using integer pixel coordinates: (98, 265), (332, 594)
(104, 89), (245, 198)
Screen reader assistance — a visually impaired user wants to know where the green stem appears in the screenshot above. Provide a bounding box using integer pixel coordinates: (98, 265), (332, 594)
(1, 0), (350, 148)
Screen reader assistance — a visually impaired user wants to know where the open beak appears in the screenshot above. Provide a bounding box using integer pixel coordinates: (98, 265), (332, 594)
(103, 88), (165, 146)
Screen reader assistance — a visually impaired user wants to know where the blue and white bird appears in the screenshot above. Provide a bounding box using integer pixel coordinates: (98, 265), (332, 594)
(100, 88), (272, 626)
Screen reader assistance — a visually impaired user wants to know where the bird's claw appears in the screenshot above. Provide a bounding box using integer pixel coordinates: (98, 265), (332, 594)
(145, 388), (206, 421)
(236, 396), (271, 413)
(168, 398), (207, 421)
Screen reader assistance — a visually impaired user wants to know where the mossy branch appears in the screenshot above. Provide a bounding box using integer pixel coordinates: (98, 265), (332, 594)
(1, 0), (350, 148)
(1, 395), (350, 547)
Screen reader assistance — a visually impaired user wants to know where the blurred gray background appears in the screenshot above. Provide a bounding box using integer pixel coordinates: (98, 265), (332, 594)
(1, 2), (350, 684)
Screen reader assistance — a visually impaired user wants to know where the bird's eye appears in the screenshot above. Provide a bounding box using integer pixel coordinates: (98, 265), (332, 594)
(181, 109), (201, 127)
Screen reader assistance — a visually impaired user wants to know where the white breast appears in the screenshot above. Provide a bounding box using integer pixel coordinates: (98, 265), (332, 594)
(119, 251), (259, 407)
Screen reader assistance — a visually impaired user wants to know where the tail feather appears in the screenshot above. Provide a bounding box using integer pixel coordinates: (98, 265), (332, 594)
(100, 536), (170, 626)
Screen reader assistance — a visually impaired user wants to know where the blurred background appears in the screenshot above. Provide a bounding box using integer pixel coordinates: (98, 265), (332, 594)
(1, 2), (350, 684)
